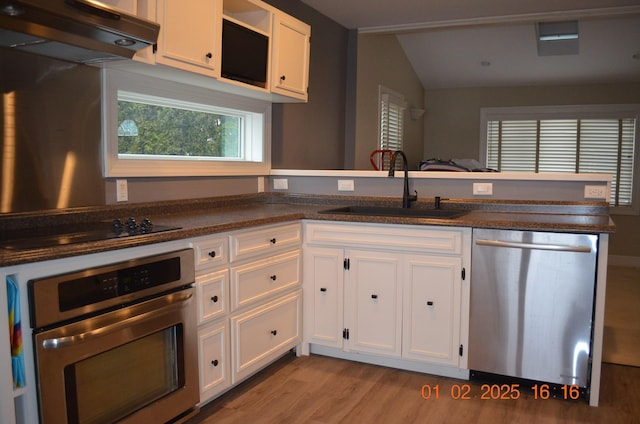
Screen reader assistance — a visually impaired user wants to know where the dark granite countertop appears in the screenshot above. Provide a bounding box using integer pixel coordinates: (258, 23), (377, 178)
(0, 193), (614, 267)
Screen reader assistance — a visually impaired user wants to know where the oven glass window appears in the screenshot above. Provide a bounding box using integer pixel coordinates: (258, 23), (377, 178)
(64, 325), (182, 423)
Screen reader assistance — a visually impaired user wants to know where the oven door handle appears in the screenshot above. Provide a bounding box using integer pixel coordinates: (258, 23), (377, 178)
(41, 291), (193, 350)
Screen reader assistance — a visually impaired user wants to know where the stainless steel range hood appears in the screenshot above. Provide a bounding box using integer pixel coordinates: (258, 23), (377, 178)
(0, 0), (159, 63)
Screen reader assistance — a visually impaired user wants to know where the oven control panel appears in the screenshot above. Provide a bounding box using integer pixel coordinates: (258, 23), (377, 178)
(57, 258), (181, 312)
(28, 249), (195, 329)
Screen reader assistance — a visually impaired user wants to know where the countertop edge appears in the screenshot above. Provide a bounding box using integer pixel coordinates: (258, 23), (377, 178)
(0, 195), (615, 267)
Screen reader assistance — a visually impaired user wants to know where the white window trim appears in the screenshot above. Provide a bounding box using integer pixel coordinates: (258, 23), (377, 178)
(102, 68), (271, 177)
(378, 85), (406, 150)
(479, 104), (640, 215)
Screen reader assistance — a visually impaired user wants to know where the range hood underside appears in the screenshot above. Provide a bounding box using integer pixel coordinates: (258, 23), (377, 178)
(0, 0), (159, 63)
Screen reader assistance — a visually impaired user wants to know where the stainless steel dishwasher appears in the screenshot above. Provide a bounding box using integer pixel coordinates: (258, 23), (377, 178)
(469, 229), (598, 388)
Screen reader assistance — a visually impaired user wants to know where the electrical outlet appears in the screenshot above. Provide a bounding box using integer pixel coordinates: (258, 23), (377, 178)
(338, 180), (355, 191)
(584, 185), (607, 199)
(473, 182), (493, 196)
(116, 179), (128, 202)
(273, 178), (288, 190)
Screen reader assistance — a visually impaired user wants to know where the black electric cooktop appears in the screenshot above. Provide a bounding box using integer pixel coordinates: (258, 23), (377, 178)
(1, 217), (181, 250)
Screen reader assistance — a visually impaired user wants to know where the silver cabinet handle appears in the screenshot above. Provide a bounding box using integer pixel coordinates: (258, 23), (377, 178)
(475, 239), (592, 253)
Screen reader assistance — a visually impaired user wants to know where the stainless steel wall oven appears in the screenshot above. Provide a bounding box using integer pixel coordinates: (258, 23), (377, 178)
(28, 249), (198, 424)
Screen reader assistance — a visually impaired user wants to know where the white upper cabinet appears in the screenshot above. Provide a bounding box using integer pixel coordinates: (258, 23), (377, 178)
(271, 12), (310, 101)
(106, 0), (310, 102)
(156, 0), (223, 76)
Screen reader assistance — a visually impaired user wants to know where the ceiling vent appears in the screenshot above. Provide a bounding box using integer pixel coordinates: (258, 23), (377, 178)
(536, 21), (579, 56)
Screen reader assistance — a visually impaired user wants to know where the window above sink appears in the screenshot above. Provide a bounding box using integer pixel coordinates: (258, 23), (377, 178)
(102, 69), (271, 177)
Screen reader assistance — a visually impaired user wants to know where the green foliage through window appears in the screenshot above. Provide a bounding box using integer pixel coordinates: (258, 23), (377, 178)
(117, 100), (241, 158)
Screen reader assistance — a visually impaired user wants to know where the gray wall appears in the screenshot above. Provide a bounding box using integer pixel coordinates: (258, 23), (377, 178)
(422, 83), (640, 259)
(354, 33), (425, 170)
(270, 174), (603, 202)
(423, 83), (640, 161)
(265, 0), (349, 170)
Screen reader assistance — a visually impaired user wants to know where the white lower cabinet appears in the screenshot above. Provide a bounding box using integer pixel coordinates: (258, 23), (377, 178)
(402, 254), (462, 365)
(345, 250), (403, 357)
(198, 320), (231, 401)
(230, 289), (302, 383)
(192, 223), (302, 405)
(230, 250), (301, 311)
(304, 246), (344, 348)
(303, 221), (470, 375)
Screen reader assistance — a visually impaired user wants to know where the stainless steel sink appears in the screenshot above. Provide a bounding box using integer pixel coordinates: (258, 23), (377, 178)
(317, 206), (467, 219)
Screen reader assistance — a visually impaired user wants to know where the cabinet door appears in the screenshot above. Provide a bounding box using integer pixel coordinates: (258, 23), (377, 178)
(402, 255), (462, 366)
(230, 250), (301, 311)
(156, 0), (221, 75)
(230, 223), (301, 263)
(230, 290), (302, 384)
(197, 269), (228, 325)
(198, 320), (230, 402)
(345, 250), (402, 357)
(271, 12), (310, 100)
(303, 247), (344, 348)
(194, 236), (228, 271)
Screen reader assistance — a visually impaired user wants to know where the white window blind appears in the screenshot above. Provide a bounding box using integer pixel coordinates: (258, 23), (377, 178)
(486, 117), (636, 207)
(379, 86), (406, 169)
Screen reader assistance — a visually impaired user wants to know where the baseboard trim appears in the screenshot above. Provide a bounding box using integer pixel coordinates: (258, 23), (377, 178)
(608, 255), (640, 268)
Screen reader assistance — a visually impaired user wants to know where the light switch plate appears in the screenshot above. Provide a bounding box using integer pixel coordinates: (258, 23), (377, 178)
(584, 185), (607, 199)
(338, 180), (355, 191)
(116, 179), (128, 202)
(273, 178), (288, 190)
(473, 182), (493, 195)
(257, 176), (265, 192)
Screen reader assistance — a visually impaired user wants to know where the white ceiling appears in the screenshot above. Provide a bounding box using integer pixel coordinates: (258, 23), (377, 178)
(300, 0), (640, 89)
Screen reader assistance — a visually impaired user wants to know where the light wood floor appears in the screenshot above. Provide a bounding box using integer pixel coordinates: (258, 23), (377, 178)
(189, 354), (639, 424)
(188, 265), (640, 424)
(602, 266), (640, 367)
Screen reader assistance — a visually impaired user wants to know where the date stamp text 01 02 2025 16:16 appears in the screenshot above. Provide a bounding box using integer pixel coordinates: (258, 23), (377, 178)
(420, 383), (583, 401)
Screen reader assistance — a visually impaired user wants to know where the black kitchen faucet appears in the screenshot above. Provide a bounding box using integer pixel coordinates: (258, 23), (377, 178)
(388, 150), (418, 208)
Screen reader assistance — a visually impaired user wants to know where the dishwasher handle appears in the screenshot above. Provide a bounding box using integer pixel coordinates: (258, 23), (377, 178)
(474, 238), (593, 253)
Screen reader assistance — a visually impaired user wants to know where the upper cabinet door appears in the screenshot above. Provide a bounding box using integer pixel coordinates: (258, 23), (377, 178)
(271, 12), (310, 101)
(156, 0), (222, 76)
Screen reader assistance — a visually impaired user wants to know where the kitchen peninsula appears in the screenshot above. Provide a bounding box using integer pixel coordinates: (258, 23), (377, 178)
(0, 180), (614, 423)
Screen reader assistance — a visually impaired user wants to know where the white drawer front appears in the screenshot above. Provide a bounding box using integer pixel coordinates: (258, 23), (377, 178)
(197, 269), (228, 325)
(231, 290), (302, 383)
(230, 250), (301, 311)
(305, 221), (464, 254)
(230, 223), (302, 262)
(193, 236), (228, 270)
(198, 321), (230, 402)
